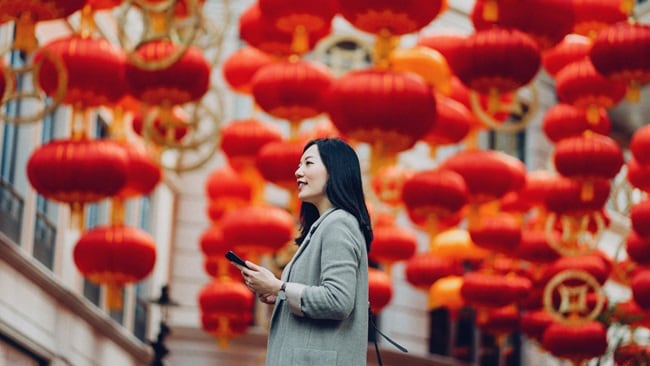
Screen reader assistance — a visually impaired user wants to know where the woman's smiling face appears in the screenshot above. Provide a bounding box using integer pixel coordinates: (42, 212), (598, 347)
(295, 144), (331, 213)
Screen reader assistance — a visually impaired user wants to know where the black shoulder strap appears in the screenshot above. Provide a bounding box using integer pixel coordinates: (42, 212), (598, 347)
(369, 304), (408, 366)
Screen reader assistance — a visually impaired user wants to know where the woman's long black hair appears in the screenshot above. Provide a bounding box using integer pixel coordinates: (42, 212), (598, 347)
(295, 138), (373, 252)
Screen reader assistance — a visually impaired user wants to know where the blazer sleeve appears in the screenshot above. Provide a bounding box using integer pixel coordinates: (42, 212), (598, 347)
(298, 212), (365, 320)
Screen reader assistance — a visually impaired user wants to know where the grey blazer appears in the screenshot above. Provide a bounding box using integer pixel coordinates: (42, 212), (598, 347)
(265, 208), (369, 366)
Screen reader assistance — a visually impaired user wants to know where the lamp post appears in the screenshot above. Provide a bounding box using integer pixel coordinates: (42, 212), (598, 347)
(148, 285), (179, 366)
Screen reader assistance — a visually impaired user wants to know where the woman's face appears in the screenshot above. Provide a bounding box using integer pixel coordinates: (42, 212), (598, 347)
(295, 144), (330, 211)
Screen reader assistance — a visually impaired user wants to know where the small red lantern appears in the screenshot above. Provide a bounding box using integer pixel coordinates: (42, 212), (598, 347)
(204, 165), (253, 222)
(542, 103), (610, 143)
(439, 149), (526, 205)
(520, 310), (554, 343)
(513, 229), (561, 265)
(421, 94), (473, 149)
(477, 304), (520, 338)
(405, 253), (462, 291)
(627, 158), (650, 193)
(114, 142), (161, 199)
(220, 204), (295, 260)
(626, 230), (650, 266)
(369, 222), (418, 271)
(222, 46), (274, 95)
(544, 175), (611, 217)
(73, 224), (156, 309)
(460, 271), (532, 308)
(199, 279), (255, 347)
(542, 255), (611, 286)
(401, 168), (468, 234)
(368, 268), (393, 315)
(541, 34), (592, 79)
(630, 124), (650, 165)
(469, 213), (522, 254)
(571, 0), (629, 37)
(632, 269), (650, 310)
(371, 165), (413, 208)
(631, 198), (650, 238)
(220, 118), (284, 175)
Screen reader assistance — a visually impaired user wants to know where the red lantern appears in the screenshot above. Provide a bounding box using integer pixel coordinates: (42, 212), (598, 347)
(542, 255), (611, 286)
(256, 139), (304, 192)
(542, 320), (608, 364)
(555, 59), (627, 123)
(369, 222), (417, 270)
(220, 118), (284, 174)
(200, 225), (242, 279)
(460, 271), (532, 308)
(439, 149), (526, 205)
(626, 230), (650, 266)
(631, 198), (650, 238)
(220, 204), (295, 260)
(542, 103), (610, 143)
(26, 138), (128, 228)
(368, 268), (393, 315)
(541, 34), (592, 79)
(450, 27), (541, 95)
(335, 0), (446, 36)
(126, 40), (211, 105)
(401, 168), (468, 234)
(469, 213), (522, 254)
(222, 46), (274, 95)
(632, 270), (650, 310)
(471, 0), (575, 50)
(544, 175), (610, 217)
(405, 253), (462, 290)
(239, 3), (330, 57)
(627, 157), (650, 193)
(73, 224), (156, 309)
(131, 105), (190, 143)
(571, 0), (629, 37)
(477, 304), (520, 337)
(416, 32), (467, 74)
(630, 124), (650, 165)
(204, 165), (253, 222)
(612, 299), (650, 329)
(421, 94), (473, 148)
(590, 22), (650, 102)
(552, 133), (623, 200)
(199, 279), (255, 347)
(371, 165), (413, 208)
(114, 142), (161, 199)
(513, 229), (561, 264)
(325, 69), (437, 163)
(614, 343), (650, 366)
(520, 310), (554, 343)
(251, 59), (334, 127)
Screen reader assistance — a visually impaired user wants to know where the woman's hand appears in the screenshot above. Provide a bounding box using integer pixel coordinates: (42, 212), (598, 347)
(236, 261), (283, 297)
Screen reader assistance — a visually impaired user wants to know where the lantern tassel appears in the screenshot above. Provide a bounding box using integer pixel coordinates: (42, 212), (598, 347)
(106, 283), (124, 310)
(14, 12), (38, 54)
(483, 0), (499, 22)
(626, 81), (641, 103)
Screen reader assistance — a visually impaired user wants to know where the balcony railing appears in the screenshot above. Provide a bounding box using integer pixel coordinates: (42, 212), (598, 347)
(33, 210), (57, 270)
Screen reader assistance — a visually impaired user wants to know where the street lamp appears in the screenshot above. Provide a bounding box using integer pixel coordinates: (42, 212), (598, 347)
(148, 285), (179, 366)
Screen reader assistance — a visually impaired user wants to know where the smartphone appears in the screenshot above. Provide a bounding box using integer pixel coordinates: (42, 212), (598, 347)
(225, 250), (249, 268)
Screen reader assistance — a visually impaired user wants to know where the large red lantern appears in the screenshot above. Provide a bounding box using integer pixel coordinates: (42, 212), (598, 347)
(590, 22), (650, 102)
(571, 0), (629, 37)
(469, 213), (522, 254)
(325, 68), (437, 169)
(73, 224), (156, 309)
(513, 229), (561, 265)
(26, 138), (129, 228)
(335, 0), (446, 36)
(450, 27), (541, 96)
(34, 35), (128, 109)
(471, 0), (575, 50)
(460, 271), (532, 308)
(220, 204), (295, 260)
(125, 39), (211, 106)
(541, 320), (608, 364)
(114, 142), (161, 199)
(198, 279), (255, 347)
(251, 59), (334, 130)
(255, 139), (304, 192)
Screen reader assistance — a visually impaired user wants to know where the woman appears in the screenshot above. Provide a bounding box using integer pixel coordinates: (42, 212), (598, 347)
(235, 137), (373, 366)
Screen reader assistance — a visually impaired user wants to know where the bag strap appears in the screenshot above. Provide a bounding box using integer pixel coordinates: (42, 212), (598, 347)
(368, 305), (408, 365)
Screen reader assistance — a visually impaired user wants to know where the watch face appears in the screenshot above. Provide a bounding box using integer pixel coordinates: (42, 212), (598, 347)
(278, 290), (287, 301)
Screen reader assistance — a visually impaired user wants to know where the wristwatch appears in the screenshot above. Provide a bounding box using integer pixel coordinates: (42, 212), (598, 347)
(278, 281), (287, 300)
